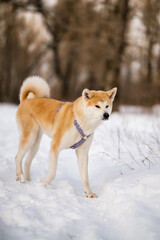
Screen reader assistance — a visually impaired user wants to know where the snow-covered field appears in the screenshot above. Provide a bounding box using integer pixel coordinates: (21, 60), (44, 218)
(0, 104), (160, 240)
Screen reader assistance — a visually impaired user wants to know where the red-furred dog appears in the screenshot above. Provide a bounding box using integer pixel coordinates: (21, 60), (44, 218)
(15, 76), (117, 198)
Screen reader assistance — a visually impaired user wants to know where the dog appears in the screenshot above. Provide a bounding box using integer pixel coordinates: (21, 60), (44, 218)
(15, 76), (117, 198)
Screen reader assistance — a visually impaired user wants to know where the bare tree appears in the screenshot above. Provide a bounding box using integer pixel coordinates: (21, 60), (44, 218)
(0, 0), (160, 106)
(0, 2), (47, 103)
(142, 0), (160, 84)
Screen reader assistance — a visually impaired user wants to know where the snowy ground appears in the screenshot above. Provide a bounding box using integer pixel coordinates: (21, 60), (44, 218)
(0, 104), (160, 240)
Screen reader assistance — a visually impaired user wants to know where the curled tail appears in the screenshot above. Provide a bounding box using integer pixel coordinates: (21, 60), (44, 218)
(20, 76), (50, 102)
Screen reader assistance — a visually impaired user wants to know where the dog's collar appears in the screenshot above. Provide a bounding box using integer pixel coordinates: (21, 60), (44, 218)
(70, 120), (92, 149)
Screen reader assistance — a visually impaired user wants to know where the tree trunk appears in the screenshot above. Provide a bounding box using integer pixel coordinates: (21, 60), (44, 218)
(62, 48), (76, 99)
(146, 39), (153, 83)
(103, 0), (130, 107)
(112, 0), (130, 95)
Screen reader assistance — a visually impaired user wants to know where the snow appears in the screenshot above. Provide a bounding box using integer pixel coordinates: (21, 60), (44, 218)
(0, 104), (160, 240)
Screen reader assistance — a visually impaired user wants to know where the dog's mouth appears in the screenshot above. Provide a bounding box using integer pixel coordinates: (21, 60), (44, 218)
(103, 117), (109, 121)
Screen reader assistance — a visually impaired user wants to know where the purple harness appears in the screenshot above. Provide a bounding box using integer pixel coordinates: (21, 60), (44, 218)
(71, 120), (92, 149)
(56, 105), (91, 149)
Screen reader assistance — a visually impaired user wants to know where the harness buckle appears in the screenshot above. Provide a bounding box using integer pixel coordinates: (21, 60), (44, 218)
(83, 136), (87, 140)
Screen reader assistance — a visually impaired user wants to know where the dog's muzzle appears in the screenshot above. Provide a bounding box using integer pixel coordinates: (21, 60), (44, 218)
(103, 112), (109, 120)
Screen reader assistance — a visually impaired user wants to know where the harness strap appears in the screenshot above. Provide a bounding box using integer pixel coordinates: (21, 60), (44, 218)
(54, 105), (63, 122)
(70, 120), (91, 149)
(74, 120), (86, 138)
(57, 105), (63, 112)
(55, 105), (91, 149)
(70, 137), (87, 149)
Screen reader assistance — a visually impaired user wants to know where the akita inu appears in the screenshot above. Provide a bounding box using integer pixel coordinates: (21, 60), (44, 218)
(15, 76), (117, 198)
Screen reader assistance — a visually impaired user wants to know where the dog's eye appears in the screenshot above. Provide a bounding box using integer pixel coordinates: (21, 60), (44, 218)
(106, 105), (109, 108)
(95, 105), (100, 108)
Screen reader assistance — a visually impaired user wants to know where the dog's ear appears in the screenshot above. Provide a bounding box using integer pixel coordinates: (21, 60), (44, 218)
(107, 87), (117, 102)
(82, 88), (92, 100)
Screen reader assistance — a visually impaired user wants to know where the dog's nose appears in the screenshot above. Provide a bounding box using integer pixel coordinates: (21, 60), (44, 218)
(103, 112), (109, 120)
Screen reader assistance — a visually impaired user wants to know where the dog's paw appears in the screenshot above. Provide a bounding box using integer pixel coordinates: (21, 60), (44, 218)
(25, 173), (31, 181)
(86, 192), (98, 198)
(25, 177), (31, 181)
(40, 179), (49, 186)
(16, 174), (25, 183)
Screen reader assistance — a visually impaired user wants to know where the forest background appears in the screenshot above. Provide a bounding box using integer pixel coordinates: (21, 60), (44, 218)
(0, 0), (160, 108)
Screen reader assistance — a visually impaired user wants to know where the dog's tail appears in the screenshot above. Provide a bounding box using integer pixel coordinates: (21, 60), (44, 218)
(19, 76), (50, 102)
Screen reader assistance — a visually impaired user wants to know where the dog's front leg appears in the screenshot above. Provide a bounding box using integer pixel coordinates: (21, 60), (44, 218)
(41, 143), (59, 185)
(76, 145), (97, 198)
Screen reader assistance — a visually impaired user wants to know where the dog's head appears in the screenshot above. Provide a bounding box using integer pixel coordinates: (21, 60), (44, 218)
(82, 88), (117, 123)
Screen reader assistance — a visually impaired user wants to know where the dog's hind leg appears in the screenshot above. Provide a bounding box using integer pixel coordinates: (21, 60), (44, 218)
(41, 142), (59, 185)
(24, 129), (42, 181)
(15, 124), (39, 182)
